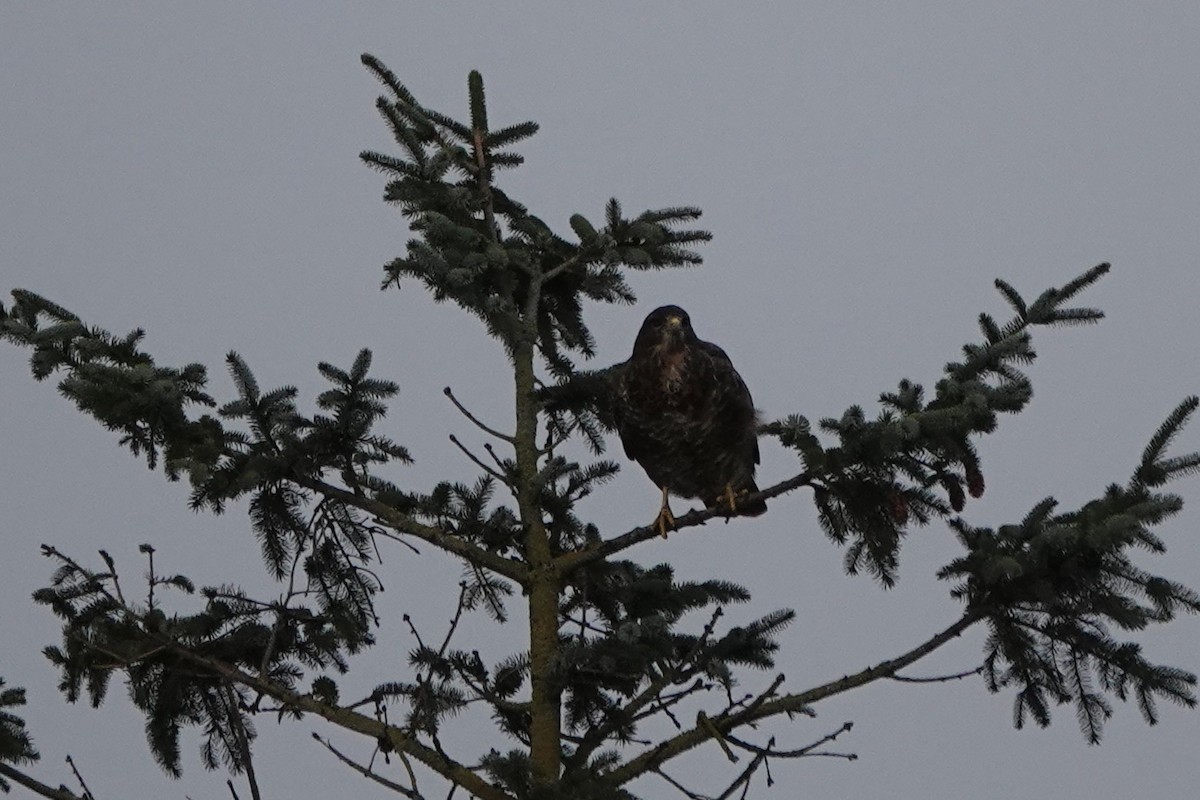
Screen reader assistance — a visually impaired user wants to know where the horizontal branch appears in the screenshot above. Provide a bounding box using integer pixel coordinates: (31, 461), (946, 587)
(164, 642), (511, 800)
(294, 475), (529, 585)
(602, 609), (982, 787)
(556, 471), (817, 574)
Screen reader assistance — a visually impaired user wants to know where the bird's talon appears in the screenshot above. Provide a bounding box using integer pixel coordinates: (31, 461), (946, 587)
(720, 483), (741, 515)
(655, 486), (676, 538)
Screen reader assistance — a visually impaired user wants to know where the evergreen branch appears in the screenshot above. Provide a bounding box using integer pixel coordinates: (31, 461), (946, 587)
(311, 733), (424, 799)
(992, 279), (1026, 318)
(602, 610), (981, 787)
(467, 71), (498, 242)
(0, 764), (87, 800)
(293, 476), (528, 585)
(1135, 396), (1200, 488)
(540, 252), (584, 282)
(443, 387), (515, 443)
(557, 471), (816, 574)
(567, 608), (725, 769)
(160, 645), (510, 800)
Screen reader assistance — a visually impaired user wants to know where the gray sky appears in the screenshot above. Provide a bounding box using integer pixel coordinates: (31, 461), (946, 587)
(3, 3), (1199, 798)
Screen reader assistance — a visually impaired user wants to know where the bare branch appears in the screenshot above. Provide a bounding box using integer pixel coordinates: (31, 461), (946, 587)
(221, 682), (262, 800)
(0, 763), (88, 800)
(64, 756), (94, 800)
(312, 732), (424, 799)
(482, 442), (510, 474)
(890, 665), (983, 684)
(448, 434), (508, 484)
(438, 582), (470, 657)
(653, 767), (708, 800)
(602, 610), (982, 787)
(397, 751), (423, 799)
(726, 721), (856, 760)
(713, 751), (768, 800)
(444, 387), (514, 443)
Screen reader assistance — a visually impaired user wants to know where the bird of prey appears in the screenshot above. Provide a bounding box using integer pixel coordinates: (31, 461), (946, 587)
(613, 305), (766, 536)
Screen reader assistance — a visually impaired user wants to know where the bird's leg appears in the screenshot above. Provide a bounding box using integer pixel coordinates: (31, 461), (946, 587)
(654, 486), (676, 538)
(719, 482), (740, 516)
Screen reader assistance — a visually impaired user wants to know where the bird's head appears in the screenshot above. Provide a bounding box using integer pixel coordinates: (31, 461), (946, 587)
(633, 305), (695, 355)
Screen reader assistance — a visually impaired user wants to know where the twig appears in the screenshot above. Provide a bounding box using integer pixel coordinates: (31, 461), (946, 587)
(403, 613), (427, 650)
(482, 442), (510, 474)
(142, 543), (156, 610)
(726, 722), (857, 760)
(96, 550), (125, 607)
(397, 751), (422, 799)
(312, 733), (424, 799)
(697, 711), (737, 763)
(602, 610), (982, 788)
(653, 767), (708, 800)
(443, 387), (514, 443)
(538, 420), (575, 455)
(448, 434), (508, 483)
(890, 664), (983, 683)
(437, 583), (469, 657)
(714, 750), (768, 800)
(634, 679), (711, 727)
(222, 682), (262, 800)
(226, 779), (241, 800)
(64, 756), (94, 800)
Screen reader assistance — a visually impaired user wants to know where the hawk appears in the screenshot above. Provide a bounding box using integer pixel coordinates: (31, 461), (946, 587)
(613, 305), (766, 536)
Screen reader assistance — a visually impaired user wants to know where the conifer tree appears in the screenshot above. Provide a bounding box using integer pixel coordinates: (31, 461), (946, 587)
(2, 55), (1199, 799)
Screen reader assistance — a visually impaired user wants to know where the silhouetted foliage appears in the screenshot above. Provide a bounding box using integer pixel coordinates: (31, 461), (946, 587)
(1, 55), (1197, 800)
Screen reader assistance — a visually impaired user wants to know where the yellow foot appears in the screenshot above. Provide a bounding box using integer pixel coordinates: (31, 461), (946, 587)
(719, 483), (740, 515)
(655, 486), (676, 538)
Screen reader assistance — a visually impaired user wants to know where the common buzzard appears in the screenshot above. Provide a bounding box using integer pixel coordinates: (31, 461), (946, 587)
(614, 305), (766, 536)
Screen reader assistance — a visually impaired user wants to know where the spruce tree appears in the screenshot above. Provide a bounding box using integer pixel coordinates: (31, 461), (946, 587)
(2, 55), (1199, 799)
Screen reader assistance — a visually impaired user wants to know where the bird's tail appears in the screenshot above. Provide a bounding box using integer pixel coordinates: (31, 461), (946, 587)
(711, 480), (767, 517)
(739, 479), (768, 517)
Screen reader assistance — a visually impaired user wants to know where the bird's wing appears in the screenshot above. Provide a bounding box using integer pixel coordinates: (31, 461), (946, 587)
(699, 340), (761, 465)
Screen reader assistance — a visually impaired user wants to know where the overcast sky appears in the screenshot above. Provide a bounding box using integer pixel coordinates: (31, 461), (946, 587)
(3, 3), (1200, 798)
